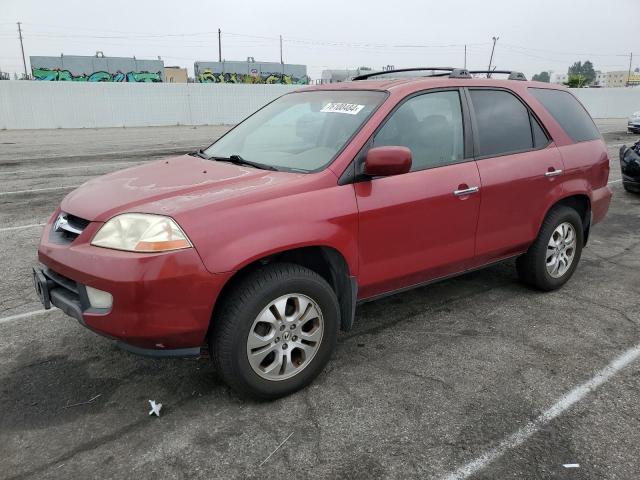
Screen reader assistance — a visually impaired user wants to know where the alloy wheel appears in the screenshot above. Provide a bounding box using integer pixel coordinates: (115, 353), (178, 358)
(546, 221), (577, 278)
(246, 293), (324, 381)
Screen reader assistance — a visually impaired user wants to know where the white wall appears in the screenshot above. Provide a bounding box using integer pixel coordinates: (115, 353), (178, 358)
(0, 82), (638, 130)
(570, 87), (640, 118)
(0, 82), (301, 130)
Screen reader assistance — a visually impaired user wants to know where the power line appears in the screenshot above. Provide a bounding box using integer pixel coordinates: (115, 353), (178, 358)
(500, 42), (629, 58)
(1, 22), (633, 58)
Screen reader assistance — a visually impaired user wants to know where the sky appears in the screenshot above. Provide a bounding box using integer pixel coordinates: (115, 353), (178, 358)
(0, 0), (636, 81)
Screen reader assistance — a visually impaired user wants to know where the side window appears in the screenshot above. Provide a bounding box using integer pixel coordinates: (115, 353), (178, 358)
(469, 89), (533, 157)
(531, 114), (549, 148)
(528, 88), (600, 143)
(373, 90), (464, 171)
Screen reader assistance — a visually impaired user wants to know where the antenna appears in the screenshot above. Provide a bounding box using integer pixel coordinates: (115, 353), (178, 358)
(487, 36), (499, 78)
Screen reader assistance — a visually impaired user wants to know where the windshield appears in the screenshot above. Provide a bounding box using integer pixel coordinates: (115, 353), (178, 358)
(204, 90), (387, 172)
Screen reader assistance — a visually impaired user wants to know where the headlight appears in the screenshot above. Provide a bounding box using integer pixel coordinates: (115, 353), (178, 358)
(91, 213), (192, 252)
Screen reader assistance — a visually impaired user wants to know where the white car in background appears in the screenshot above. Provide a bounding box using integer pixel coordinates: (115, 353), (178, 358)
(629, 111), (640, 134)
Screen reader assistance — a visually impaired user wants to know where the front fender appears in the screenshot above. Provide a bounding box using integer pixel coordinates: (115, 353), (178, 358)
(185, 184), (359, 275)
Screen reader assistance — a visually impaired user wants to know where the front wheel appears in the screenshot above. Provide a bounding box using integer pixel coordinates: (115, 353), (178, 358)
(211, 263), (340, 400)
(517, 206), (584, 291)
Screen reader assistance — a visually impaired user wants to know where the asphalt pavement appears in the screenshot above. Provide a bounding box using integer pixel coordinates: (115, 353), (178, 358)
(1, 120), (639, 480)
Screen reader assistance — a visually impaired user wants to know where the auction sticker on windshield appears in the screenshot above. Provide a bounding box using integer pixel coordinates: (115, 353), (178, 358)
(320, 103), (365, 115)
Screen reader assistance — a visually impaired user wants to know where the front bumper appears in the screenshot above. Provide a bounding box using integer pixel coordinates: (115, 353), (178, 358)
(36, 218), (231, 356)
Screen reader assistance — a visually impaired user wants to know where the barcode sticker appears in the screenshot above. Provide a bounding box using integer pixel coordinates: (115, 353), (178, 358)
(320, 103), (365, 115)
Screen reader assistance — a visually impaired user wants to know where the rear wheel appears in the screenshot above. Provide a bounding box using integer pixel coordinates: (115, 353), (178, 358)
(517, 206), (583, 291)
(211, 263), (339, 400)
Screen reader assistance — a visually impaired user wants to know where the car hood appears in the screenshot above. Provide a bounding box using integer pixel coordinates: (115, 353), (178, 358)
(61, 155), (304, 222)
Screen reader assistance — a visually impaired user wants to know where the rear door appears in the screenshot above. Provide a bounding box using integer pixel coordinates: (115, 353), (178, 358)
(466, 88), (564, 266)
(355, 89), (481, 299)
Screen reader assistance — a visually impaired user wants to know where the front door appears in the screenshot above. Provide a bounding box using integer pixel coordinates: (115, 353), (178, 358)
(354, 90), (481, 299)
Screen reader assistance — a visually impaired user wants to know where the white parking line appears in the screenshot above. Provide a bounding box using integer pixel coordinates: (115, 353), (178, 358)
(0, 161), (143, 175)
(441, 343), (640, 480)
(0, 185), (81, 196)
(609, 141), (639, 148)
(0, 308), (53, 325)
(0, 223), (45, 233)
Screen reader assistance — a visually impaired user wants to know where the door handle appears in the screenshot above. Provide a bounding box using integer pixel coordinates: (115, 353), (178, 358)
(544, 169), (563, 177)
(453, 186), (480, 196)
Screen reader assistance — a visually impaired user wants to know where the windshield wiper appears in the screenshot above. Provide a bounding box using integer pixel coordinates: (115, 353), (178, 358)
(212, 154), (279, 171)
(189, 149), (210, 159)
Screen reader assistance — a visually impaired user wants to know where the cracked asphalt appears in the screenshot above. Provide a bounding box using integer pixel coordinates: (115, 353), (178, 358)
(1, 121), (639, 480)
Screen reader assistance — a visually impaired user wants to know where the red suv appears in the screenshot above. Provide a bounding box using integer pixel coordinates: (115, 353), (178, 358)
(34, 68), (611, 399)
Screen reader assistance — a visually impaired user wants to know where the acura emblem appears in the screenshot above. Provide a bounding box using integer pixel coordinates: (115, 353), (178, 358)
(54, 213), (68, 232)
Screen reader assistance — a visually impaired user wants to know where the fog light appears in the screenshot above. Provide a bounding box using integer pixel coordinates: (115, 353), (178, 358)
(86, 286), (113, 309)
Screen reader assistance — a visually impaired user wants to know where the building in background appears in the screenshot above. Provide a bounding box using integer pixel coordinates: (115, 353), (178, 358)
(605, 71), (629, 87)
(194, 58), (308, 84)
(594, 71), (606, 87)
(553, 69), (640, 88)
(163, 66), (188, 83)
(552, 73), (568, 85)
(320, 66), (378, 84)
(30, 52), (164, 82)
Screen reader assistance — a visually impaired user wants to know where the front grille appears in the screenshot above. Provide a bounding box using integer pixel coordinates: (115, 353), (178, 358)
(49, 212), (90, 245)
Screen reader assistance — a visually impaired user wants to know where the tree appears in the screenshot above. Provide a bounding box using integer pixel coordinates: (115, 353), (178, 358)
(567, 60), (596, 86)
(581, 61), (596, 84)
(564, 74), (588, 88)
(532, 71), (550, 82)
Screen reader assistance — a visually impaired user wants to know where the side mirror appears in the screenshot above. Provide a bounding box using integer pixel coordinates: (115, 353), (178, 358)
(365, 146), (412, 177)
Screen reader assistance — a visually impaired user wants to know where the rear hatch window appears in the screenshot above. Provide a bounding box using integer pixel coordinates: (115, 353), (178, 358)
(528, 88), (600, 143)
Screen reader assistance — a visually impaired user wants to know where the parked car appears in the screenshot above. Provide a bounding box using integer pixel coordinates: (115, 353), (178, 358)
(628, 111), (640, 134)
(620, 141), (640, 192)
(34, 68), (612, 399)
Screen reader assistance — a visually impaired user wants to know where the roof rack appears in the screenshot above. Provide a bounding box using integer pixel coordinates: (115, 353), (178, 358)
(353, 67), (461, 81)
(352, 67), (525, 81)
(468, 70), (527, 81)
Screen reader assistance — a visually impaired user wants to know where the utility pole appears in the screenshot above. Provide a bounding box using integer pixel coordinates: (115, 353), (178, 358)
(487, 36), (498, 78)
(17, 22), (28, 79)
(218, 28), (222, 62)
(464, 44), (467, 69)
(627, 52), (633, 87)
(280, 35), (283, 64)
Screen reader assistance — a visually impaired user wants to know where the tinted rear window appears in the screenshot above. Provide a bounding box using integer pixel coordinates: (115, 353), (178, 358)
(529, 88), (600, 143)
(469, 89), (533, 157)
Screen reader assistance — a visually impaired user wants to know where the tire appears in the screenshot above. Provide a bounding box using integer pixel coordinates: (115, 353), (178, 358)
(516, 206), (584, 291)
(210, 263), (340, 400)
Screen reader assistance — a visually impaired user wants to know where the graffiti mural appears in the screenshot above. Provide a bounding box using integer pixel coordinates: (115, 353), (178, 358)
(32, 67), (163, 82)
(196, 69), (309, 85)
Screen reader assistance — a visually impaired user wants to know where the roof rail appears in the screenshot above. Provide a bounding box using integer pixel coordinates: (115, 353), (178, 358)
(468, 70), (528, 81)
(450, 68), (472, 79)
(429, 68), (472, 79)
(352, 67), (456, 81)
(351, 67), (527, 81)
